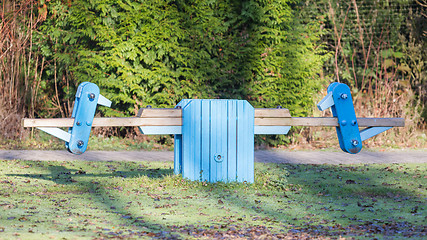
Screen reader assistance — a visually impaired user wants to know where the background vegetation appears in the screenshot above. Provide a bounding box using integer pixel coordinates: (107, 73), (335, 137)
(0, 0), (425, 148)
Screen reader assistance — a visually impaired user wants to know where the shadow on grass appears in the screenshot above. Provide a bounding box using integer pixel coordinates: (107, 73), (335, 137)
(2, 158), (426, 239)
(4, 160), (179, 239)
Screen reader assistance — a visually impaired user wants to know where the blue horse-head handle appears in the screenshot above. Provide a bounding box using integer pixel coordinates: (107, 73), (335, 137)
(66, 82), (111, 154)
(318, 82), (362, 154)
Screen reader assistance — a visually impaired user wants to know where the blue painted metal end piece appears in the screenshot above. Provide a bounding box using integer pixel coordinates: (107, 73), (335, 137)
(319, 83), (362, 154)
(360, 127), (392, 141)
(66, 82), (110, 155)
(138, 126), (182, 135)
(174, 99), (254, 183)
(254, 126), (291, 135)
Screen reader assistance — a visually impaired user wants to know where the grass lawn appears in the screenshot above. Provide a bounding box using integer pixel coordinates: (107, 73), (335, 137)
(0, 159), (425, 239)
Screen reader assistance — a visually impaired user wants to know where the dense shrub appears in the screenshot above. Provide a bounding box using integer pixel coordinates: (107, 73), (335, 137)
(36, 0), (327, 119)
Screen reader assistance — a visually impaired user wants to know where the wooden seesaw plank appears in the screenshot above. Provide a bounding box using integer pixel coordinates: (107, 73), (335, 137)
(254, 117), (405, 127)
(22, 116), (404, 128)
(22, 117), (182, 127)
(136, 108), (292, 118)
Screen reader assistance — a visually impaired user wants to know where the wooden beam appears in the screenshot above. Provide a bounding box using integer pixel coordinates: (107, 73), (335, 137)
(22, 117), (181, 127)
(22, 116), (404, 128)
(136, 108), (291, 118)
(254, 108), (291, 118)
(137, 108), (182, 118)
(255, 117), (405, 127)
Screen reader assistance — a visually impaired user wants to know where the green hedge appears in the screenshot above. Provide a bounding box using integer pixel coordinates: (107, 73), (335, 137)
(37, 0), (327, 118)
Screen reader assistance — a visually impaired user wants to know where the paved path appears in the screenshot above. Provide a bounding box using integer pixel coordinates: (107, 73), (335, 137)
(0, 149), (426, 164)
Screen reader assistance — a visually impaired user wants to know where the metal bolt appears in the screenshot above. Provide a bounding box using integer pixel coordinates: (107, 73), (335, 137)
(341, 120), (347, 126)
(175, 106), (182, 109)
(351, 140), (359, 146)
(77, 140), (84, 148)
(352, 120), (357, 126)
(277, 105), (283, 109)
(76, 121), (81, 126)
(146, 105), (152, 108)
(214, 154), (223, 162)
(88, 93), (96, 100)
(340, 93), (348, 99)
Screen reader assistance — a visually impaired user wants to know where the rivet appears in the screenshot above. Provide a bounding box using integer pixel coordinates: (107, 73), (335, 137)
(341, 120), (347, 126)
(77, 140), (84, 148)
(352, 120), (357, 126)
(341, 93), (348, 99)
(86, 121), (92, 126)
(277, 105), (283, 109)
(351, 140), (359, 146)
(76, 121), (81, 126)
(88, 93), (96, 100)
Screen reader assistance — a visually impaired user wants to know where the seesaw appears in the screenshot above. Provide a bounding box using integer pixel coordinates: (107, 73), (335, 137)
(22, 82), (404, 183)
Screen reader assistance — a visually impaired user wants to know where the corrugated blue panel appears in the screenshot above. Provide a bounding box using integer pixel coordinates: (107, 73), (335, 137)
(182, 100), (194, 180)
(217, 100), (228, 182)
(227, 101), (237, 182)
(210, 101), (222, 182)
(192, 100), (202, 181)
(179, 99), (254, 183)
(237, 101), (254, 182)
(174, 100), (191, 176)
(201, 100), (211, 182)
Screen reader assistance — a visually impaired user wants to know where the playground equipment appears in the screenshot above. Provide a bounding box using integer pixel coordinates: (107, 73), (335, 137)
(22, 82), (404, 183)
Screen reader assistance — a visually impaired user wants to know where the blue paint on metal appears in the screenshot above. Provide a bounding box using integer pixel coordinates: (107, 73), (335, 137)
(317, 91), (334, 111)
(227, 101), (237, 182)
(201, 100), (211, 181)
(173, 100), (191, 175)
(37, 127), (71, 142)
(360, 127), (392, 141)
(138, 126), (181, 135)
(254, 126), (291, 135)
(66, 82), (100, 154)
(327, 83), (362, 154)
(173, 134), (182, 175)
(237, 101), (254, 182)
(176, 99), (254, 183)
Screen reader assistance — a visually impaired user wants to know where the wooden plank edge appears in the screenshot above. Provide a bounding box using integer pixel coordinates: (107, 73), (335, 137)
(255, 117), (405, 127)
(22, 117), (405, 128)
(136, 108), (292, 118)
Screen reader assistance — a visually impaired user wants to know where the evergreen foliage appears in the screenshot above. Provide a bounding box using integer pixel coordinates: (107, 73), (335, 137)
(37, 0), (327, 119)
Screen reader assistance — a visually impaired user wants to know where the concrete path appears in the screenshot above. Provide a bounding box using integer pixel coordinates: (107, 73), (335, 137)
(0, 149), (426, 164)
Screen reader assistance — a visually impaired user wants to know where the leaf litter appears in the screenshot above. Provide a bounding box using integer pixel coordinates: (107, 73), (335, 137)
(0, 160), (425, 239)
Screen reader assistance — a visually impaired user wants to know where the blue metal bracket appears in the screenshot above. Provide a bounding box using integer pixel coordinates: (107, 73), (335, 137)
(37, 82), (111, 155)
(317, 82), (401, 153)
(360, 127), (392, 141)
(65, 82), (111, 154)
(317, 83), (362, 154)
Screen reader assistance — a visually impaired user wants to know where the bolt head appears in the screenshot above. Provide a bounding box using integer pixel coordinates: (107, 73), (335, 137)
(351, 140), (359, 146)
(77, 140), (84, 147)
(88, 93), (96, 100)
(341, 120), (347, 126)
(340, 93), (348, 99)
